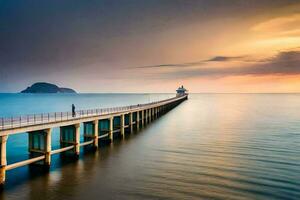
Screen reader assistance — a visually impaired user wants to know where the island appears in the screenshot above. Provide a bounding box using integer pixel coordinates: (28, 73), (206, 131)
(21, 82), (77, 93)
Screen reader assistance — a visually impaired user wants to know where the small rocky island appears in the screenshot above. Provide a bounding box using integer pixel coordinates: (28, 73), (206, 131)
(21, 82), (76, 93)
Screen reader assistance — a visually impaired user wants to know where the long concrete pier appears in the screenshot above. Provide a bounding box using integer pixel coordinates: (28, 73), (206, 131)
(0, 94), (188, 185)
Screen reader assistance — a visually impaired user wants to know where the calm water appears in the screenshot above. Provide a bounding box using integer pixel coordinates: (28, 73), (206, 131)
(0, 93), (299, 200)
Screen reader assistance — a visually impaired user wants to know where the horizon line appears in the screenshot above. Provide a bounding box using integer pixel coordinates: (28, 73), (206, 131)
(1, 92), (300, 94)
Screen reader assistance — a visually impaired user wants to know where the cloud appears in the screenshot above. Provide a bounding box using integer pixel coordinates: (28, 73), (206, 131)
(136, 61), (204, 69)
(159, 50), (300, 78)
(135, 56), (246, 69)
(252, 14), (300, 37)
(205, 56), (245, 62)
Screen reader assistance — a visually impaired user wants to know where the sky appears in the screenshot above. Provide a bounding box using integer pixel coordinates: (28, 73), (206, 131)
(1, 0), (300, 93)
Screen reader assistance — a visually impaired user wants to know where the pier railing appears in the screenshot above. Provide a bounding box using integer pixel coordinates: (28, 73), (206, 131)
(0, 96), (183, 131)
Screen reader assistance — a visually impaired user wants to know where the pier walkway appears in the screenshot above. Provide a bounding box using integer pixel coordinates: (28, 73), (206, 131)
(0, 94), (188, 184)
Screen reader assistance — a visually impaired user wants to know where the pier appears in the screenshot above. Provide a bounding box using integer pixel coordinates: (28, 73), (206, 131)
(0, 93), (188, 185)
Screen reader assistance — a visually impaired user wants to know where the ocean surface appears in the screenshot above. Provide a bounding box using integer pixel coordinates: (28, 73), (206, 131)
(0, 93), (299, 200)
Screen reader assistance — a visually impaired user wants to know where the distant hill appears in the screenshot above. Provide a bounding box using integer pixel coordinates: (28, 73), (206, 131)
(21, 82), (76, 93)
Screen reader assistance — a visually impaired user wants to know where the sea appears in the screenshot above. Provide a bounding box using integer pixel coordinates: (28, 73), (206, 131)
(0, 93), (299, 200)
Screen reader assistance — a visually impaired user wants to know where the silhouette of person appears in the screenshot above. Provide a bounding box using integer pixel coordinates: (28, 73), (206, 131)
(72, 104), (76, 117)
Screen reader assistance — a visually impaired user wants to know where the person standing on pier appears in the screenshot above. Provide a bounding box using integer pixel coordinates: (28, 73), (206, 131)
(72, 104), (76, 117)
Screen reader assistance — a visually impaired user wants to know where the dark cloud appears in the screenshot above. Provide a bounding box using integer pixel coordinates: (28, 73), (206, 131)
(205, 56), (245, 62)
(136, 61), (204, 69)
(135, 56), (247, 69)
(160, 50), (300, 78)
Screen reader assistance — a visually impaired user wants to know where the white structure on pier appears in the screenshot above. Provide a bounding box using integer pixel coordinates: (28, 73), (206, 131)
(176, 85), (188, 96)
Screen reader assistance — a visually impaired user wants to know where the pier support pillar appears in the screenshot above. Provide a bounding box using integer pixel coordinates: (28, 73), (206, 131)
(136, 111), (140, 131)
(45, 128), (52, 165)
(149, 109), (151, 122)
(151, 108), (153, 119)
(153, 108), (155, 119)
(148, 109), (151, 122)
(0, 135), (8, 185)
(75, 123), (80, 155)
(148, 108), (152, 123)
(84, 121), (98, 148)
(109, 117), (113, 142)
(152, 108), (155, 119)
(129, 113), (133, 133)
(121, 114), (125, 138)
(93, 120), (99, 148)
(152, 108), (154, 120)
(146, 109), (149, 124)
(60, 124), (80, 156)
(28, 129), (52, 165)
(141, 110), (144, 126)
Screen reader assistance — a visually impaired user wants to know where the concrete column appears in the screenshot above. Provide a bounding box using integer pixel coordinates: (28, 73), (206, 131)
(93, 120), (99, 148)
(0, 135), (8, 185)
(141, 110), (144, 126)
(149, 108), (152, 122)
(152, 108), (154, 119)
(28, 129), (51, 165)
(75, 123), (80, 155)
(59, 127), (63, 146)
(148, 109), (151, 122)
(129, 112), (133, 133)
(109, 117), (113, 142)
(120, 114), (125, 138)
(28, 131), (32, 152)
(152, 108), (154, 120)
(136, 111), (140, 131)
(45, 128), (52, 166)
(146, 109), (149, 124)
(152, 108), (155, 119)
